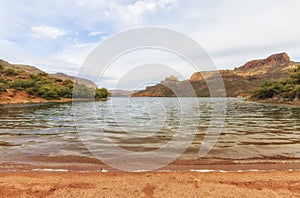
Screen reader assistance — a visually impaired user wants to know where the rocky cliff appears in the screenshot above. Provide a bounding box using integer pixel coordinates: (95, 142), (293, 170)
(132, 52), (299, 97)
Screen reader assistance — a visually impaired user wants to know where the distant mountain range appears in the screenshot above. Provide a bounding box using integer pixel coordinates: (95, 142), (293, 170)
(2, 52), (299, 99)
(109, 89), (137, 97)
(132, 52), (300, 97)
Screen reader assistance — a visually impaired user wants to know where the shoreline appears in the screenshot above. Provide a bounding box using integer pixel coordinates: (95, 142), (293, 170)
(1, 158), (300, 173)
(0, 97), (109, 105)
(246, 98), (300, 106)
(1, 171), (300, 197)
(1, 156), (300, 197)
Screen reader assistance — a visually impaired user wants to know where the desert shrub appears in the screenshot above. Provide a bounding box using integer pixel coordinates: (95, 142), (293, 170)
(37, 72), (48, 77)
(255, 81), (283, 99)
(290, 67), (300, 83)
(253, 66), (300, 100)
(0, 78), (6, 83)
(59, 88), (72, 98)
(9, 79), (36, 90)
(0, 82), (7, 92)
(36, 78), (54, 86)
(95, 88), (109, 99)
(2, 71), (109, 100)
(38, 85), (61, 99)
(293, 85), (300, 99)
(25, 87), (38, 96)
(4, 68), (19, 76)
(72, 84), (93, 98)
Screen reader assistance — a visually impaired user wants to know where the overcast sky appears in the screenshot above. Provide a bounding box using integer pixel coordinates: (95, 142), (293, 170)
(1, 0), (300, 89)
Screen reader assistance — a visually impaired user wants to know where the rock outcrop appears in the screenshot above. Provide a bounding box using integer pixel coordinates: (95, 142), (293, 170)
(132, 52), (300, 97)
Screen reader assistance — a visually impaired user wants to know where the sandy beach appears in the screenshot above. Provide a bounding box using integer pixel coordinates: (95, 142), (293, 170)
(0, 171), (300, 197)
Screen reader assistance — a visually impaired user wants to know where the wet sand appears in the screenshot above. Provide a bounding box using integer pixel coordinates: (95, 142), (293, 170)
(1, 171), (300, 197)
(2, 156), (300, 172)
(1, 160), (300, 197)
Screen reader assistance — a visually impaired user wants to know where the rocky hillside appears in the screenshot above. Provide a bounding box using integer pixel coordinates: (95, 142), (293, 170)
(50, 73), (97, 88)
(109, 89), (138, 97)
(0, 59), (108, 104)
(132, 52), (299, 97)
(251, 65), (300, 104)
(0, 59), (44, 74)
(234, 52), (296, 79)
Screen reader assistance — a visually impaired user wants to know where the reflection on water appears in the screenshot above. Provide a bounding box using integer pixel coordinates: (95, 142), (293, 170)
(0, 98), (300, 164)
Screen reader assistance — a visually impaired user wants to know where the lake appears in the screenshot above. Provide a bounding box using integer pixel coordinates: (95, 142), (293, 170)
(0, 98), (300, 171)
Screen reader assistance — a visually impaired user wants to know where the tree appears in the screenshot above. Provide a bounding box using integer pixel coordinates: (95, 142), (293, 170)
(253, 66), (300, 100)
(95, 88), (109, 99)
(290, 67), (300, 83)
(38, 85), (61, 99)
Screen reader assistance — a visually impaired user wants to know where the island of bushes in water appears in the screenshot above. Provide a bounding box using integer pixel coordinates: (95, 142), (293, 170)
(251, 66), (300, 105)
(0, 64), (109, 104)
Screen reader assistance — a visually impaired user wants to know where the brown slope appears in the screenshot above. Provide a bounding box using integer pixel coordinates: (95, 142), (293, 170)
(109, 90), (138, 97)
(50, 73), (97, 89)
(234, 52), (298, 80)
(0, 59), (97, 88)
(132, 52), (300, 97)
(0, 59), (100, 104)
(0, 59), (44, 74)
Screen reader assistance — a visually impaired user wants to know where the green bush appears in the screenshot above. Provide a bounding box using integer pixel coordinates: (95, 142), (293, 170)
(290, 71), (300, 83)
(73, 84), (93, 98)
(72, 85), (109, 99)
(95, 88), (109, 99)
(4, 68), (19, 76)
(0, 82), (7, 92)
(253, 66), (300, 100)
(0, 78), (6, 83)
(1, 71), (109, 100)
(9, 79), (36, 89)
(38, 85), (61, 99)
(38, 72), (48, 76)
(25, 87), (38, 96)
(293, 85), (300, 99)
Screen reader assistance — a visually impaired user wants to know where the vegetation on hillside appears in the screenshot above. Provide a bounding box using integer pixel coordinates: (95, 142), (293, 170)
(253, 66), (300, 100)
(0, 65), (109, 100)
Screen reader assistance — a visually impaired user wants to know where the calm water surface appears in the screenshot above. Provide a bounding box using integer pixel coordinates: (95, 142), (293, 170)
(0, 98), (300, 165)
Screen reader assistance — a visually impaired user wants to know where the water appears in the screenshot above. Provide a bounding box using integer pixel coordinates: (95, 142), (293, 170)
(0, 98), (300, 167)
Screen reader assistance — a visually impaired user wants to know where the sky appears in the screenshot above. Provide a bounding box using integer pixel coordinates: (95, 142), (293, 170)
(1, 0), (300, 89)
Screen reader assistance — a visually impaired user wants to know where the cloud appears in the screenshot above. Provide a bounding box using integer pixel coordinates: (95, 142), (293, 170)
(89, 31), (106, 36)
(1, 0), (300, 89)
(31, 26), (66, 39)
(105, 0), (179, 24)
(53, 42), (98, 65)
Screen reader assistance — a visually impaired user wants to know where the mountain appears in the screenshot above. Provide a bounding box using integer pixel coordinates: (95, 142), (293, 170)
(132, 52), (300, 97)
(251, 65), (300, 104)
(50, 73), (97, 88)
(109, 89), (138, 97)
(0, 59), (44, 74)
(234, 52), (296, 79)
(0, 59), (97, 88)
(0, 59), (108, 104)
